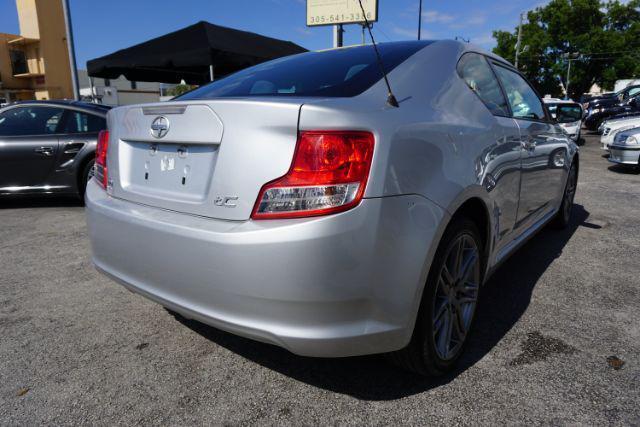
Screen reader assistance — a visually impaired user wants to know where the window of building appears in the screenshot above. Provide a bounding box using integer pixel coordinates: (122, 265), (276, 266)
(131, 81), (137, 90)
(104, 79), (111, 87)
(9, 50), (28, 75)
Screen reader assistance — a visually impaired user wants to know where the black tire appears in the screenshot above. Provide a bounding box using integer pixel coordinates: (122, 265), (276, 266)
(78, 159), (95, 200)
(550, 160), (578, 229)
(388, 216), (484, 376)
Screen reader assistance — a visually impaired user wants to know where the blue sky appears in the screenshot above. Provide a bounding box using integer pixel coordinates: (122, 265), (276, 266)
(0, 0), (542, 70)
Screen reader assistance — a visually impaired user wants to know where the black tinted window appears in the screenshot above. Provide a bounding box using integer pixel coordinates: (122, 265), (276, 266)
(493, 65), (545, 120)
(179, 41), (433, 100)
(457, 53), (509, 116)
(546, 103), (582, 121)
(0, 106), (65, 136)
(63, 111), (106, 134)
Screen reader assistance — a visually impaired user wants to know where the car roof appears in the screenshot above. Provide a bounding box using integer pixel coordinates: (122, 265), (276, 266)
(605, 116), (640, 128)
(4, 100), (111, 115)
(543, 98), (576, 104)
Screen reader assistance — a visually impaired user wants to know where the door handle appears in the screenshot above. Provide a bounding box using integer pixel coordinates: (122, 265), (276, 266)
(34, 146), (54, 156)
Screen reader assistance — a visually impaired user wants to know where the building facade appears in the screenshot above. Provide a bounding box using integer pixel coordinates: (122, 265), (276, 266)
(0, 0), (73, 104)
(77, 70), (166, 107)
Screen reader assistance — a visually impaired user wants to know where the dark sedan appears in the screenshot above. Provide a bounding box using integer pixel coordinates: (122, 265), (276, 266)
(584, 94), (640, 131)
(584, 84), (640, 111)
(0, 100), (110, 199)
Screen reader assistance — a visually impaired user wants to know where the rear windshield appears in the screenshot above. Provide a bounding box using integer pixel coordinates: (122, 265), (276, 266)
(178, 41), (433, 100)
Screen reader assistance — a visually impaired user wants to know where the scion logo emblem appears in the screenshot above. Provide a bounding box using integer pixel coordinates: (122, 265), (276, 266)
(150, 116), (170, 139)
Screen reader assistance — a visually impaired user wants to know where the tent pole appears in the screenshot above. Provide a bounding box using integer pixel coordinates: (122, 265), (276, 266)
(89, 77), (95, 103)
(209, 65), (215, 82)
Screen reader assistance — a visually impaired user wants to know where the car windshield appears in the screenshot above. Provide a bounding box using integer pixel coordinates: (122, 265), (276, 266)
(177, 41), (433, 100)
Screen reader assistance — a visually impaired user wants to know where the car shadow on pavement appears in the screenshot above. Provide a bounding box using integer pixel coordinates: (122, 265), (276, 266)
(608, 164), (640, 175)
(174, 204), (590, 401)
(0, 196), (83, 209)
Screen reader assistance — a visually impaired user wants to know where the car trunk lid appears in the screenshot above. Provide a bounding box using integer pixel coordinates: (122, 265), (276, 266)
(106, 100), (302, 220)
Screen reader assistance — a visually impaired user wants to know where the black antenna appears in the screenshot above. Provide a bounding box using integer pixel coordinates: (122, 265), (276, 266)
(357, 0), (399, 108)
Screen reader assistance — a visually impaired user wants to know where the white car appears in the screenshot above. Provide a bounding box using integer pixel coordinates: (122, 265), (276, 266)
(543, 98), (583, 142)
(609, 127), (640, 166)
(600, 116), (640, 150)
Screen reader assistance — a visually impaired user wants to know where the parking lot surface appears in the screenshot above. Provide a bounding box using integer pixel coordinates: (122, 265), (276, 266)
(1, 133), (639, 425)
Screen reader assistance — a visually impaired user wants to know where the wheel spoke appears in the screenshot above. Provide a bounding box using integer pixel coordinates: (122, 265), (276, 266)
(453, 239), (465, 279)
(441, 264), (455, 287)
(459, 250), (478, 283)
(433, 299), (448, 333)
(436, 308), (452, 357)
(453, 304), (467, 340)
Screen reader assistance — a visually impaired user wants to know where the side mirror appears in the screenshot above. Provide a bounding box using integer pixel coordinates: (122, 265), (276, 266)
(555, 105), (583, 123)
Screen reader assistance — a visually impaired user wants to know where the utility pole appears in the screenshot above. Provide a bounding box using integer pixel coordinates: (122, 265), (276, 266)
(564, 53), (580, 100)
(566, 59), (572, 99)
(514, 12), (524, 69)
(418, 0), (423, 40)
(62, 0), (80, 101)
(333, 24), (344, 48)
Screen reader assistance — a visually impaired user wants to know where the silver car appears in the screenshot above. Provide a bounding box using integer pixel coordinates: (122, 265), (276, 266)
(85, 41), (579, 376)
(609, 126), (640, 166)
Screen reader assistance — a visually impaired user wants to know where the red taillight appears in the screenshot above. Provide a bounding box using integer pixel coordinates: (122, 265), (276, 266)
(251, 130), (374, 219)
(95, 130), (109, 189)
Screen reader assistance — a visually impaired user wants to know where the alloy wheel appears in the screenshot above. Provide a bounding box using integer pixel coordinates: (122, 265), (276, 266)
(563, 165), (577, 222)
(432, 234), (480, 361)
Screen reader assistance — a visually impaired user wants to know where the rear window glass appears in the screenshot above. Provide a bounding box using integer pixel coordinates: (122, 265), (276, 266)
(178, 41), (433, 100)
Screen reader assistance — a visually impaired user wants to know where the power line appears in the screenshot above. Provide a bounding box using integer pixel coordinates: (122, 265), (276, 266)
(374, 25), (392, 42)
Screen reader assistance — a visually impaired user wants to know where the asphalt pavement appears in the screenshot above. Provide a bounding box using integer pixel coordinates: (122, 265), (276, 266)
(1, 133), (638, 425)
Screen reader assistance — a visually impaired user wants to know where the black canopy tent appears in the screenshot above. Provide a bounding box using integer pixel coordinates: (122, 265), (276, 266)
(87, 21), (307, 85)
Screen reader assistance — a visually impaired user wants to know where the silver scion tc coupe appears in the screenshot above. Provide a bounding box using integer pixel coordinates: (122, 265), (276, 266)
(85, 40), (579, 376)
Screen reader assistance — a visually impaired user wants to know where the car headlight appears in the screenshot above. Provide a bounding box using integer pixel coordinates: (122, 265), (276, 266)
(626, 136), (639, 145)
(614, 133), (640, 145)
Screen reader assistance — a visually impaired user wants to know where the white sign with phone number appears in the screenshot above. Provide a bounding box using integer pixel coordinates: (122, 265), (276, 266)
(306, 0), (378, 27)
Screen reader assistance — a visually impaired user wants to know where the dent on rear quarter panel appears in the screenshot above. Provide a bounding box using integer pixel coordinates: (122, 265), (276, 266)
(299, 40), (491, 213)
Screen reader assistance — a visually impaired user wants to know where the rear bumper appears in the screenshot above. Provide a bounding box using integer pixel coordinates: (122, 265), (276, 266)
(85, 180), (445, 357)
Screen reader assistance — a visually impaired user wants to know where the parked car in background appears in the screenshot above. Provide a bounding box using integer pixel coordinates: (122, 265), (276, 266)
(614, 79), (640, 93)
(584, 93), (640, 131)
(609, 127), (640, 167)
(86, 40), (579, 376)
(599, 110), (640, 126)
(544, 98), (583, 142)
(584, 84), (640, 112)
(0, 100), (109, 198)
(600, 116), (640, 150)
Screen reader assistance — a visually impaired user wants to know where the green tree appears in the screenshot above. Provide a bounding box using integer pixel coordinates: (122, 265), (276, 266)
(492, 0), (640, 99)
(167, 84), (196, 97)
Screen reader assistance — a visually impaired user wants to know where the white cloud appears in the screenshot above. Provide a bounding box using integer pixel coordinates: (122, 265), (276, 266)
(422, 10), (455, 24)
(471, 33), (496, 48)
(467, 14), (487, 26)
